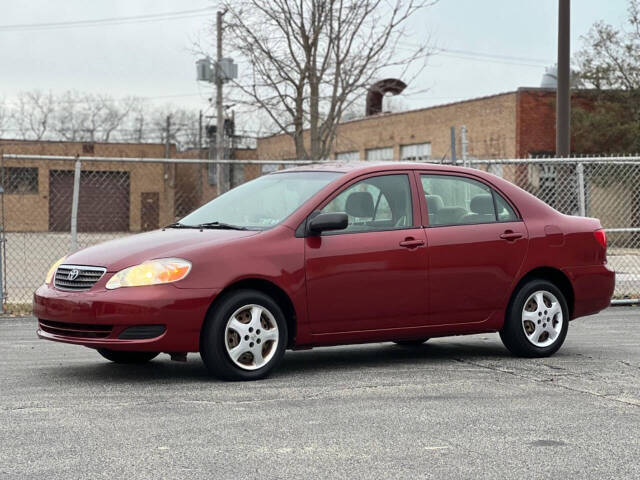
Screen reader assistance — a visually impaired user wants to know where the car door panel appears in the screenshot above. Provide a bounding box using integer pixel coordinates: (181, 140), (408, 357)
(304, 172), (429, 335)
(306, 229), (428, 334)
(425, 222), (528, 325)
(417, 172), (529, 325)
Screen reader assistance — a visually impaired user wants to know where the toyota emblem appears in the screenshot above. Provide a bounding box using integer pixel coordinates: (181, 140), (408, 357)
(67, 269), (80, 281)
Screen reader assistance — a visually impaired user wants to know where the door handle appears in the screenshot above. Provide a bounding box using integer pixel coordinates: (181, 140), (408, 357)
(399, 238), (425, 248)
(500, 231), (523, 241)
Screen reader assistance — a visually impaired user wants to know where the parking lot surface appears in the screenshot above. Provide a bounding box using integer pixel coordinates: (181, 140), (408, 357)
(1, 307), (639, 479)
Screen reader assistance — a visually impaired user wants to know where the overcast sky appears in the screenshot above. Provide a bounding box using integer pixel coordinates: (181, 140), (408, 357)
(0, 0), (631, 128)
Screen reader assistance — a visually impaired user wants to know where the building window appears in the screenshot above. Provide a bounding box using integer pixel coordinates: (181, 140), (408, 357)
(336, 151), (360, 161)
(2, 167), (39, 194)
(208, 163), (217, 185)
(82, 143), (95, 154)
(261, 163), (280, 174)
(400, 143), (431, 161)
(365, 147), (393, 161)
(231, 164), (245, 188)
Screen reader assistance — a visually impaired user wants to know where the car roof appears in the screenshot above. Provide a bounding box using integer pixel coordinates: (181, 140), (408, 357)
(277, 161), (487, 177)
(276, 160), (561, 230)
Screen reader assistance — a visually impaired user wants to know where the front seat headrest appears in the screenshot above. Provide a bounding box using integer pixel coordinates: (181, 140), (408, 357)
(345, 191), (374, 218)
(470, 194), (494, 215)
(425, 195), (444, 213)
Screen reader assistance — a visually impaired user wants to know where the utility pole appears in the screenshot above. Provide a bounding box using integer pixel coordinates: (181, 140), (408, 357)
(195, 10), (236, 194)
(450, 126), (457, 164)
(164, 114), (174, 191)
(556, 0), (571, 157)
(460, 125), (468, 167)
(198, 110), (203, 151)
(216, 10), (227, 195)
(164, 115), (171, 159)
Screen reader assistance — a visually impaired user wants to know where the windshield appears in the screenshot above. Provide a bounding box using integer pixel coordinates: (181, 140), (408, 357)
(179, 171), (342, 229)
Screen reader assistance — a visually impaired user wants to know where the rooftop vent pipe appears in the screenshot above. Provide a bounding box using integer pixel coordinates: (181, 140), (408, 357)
(366, 79), (407, 116)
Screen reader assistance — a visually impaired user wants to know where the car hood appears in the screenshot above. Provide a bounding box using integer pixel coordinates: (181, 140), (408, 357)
(64, 228), (261, 271)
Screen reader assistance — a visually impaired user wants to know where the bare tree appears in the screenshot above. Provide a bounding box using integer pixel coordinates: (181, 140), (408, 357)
(576, 0), (640, 91)
(0, 97), (7, 138)
(218, 0), (434, 159)
(53, 92), (140, 142)
(3, 89), (202, 149)
(573, 0), (640, 153)
(13, 91), (55, 140)
(150, 106), (201, 151)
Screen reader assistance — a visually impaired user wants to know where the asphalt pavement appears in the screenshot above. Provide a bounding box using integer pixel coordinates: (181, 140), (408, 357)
(1, 307), (639, 479)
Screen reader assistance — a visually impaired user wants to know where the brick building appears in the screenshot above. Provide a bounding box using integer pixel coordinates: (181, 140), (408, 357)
(0, 139), (261, 233)
(256, 87), (586, 161)
(0, 139), (179, 232)
(173, 147), (258, 218)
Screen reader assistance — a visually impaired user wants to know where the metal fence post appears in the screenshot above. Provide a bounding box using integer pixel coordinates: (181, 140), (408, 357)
(0, 153), (4, 313)
(70, 156), (81, 252)
(576, 162), (586, 217)
(0, 183), (3, 314)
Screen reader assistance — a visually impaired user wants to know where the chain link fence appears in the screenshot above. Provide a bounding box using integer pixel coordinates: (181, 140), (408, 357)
(0, 154), (638, 308)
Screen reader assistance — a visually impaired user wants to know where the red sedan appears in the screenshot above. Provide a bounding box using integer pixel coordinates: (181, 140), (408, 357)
(34, 162), (614, 380)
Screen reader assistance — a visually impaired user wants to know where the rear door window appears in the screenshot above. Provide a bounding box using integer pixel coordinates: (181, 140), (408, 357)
(420, 174), (518, 226)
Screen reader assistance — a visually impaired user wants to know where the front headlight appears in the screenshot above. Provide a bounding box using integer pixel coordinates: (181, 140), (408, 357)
(45, 257), (67, 284)
(105, 258), (192, 290)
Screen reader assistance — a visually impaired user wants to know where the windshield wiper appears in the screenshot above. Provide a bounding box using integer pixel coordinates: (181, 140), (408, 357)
(195, 221), (248, 230)
(164, 222), (199, 229)
(164, 221), (248, 231)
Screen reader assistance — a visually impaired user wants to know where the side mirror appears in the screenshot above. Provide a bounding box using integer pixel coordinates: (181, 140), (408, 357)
(308, 212), (348, 235)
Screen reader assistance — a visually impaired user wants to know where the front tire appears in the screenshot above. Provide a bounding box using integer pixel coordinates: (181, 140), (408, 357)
(500, 279), (569, 357)
(97, 349), (159, 364)
(200, 289), (288, 381)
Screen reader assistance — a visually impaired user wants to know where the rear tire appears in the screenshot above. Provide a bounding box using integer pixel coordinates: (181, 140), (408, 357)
(97, 349), (159, 364)
(200, 289), (288, 381)
(500, 279), (569, 358)
(393, 338), (429, 347)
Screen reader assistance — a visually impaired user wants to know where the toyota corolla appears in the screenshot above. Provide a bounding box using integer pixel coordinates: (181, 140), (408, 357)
(34, 162), (615, 380)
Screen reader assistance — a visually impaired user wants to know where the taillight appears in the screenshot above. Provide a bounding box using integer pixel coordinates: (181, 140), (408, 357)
(594, 229), (607, 250)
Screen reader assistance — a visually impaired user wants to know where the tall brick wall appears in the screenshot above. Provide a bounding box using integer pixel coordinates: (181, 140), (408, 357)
(516, 88), (596, 158)
(516, 89), (556, 157)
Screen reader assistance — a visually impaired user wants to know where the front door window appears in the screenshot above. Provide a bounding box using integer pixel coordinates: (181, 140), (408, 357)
(320, 174), (413, 233)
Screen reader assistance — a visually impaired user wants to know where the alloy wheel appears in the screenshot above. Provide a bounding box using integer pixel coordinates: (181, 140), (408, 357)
(521, 290), (563, 348)
(224, 304), (279, 370)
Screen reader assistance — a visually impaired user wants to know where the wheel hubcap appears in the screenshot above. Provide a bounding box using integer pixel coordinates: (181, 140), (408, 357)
(521, 290), (563, 348)
(224, 304), (279, 370)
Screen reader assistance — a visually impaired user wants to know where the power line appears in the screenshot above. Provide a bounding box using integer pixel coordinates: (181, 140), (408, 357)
(398, 42), (553, 67)
(436, 52), (547, 68)
(439, 48), (551, 65)
(2, 92), (210, 105)
(0, 7), (214, 32)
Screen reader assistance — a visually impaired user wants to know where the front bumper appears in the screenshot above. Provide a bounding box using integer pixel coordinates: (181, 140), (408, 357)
(34, 283), (219, 352)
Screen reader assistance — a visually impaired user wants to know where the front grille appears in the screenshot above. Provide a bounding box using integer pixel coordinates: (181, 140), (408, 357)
(54, 265), (106, 291)
(39, 319), (113, 339)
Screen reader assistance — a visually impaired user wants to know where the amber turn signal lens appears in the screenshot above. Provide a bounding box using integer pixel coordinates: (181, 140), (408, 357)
(45, 257), (67, 284)
(106, 258), (192, 290)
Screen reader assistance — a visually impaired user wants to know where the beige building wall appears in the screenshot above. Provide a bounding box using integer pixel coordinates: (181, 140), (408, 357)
(174, 147), (259, 209)
(0, 140), (175, 232)
(257, 92), (518, 161)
